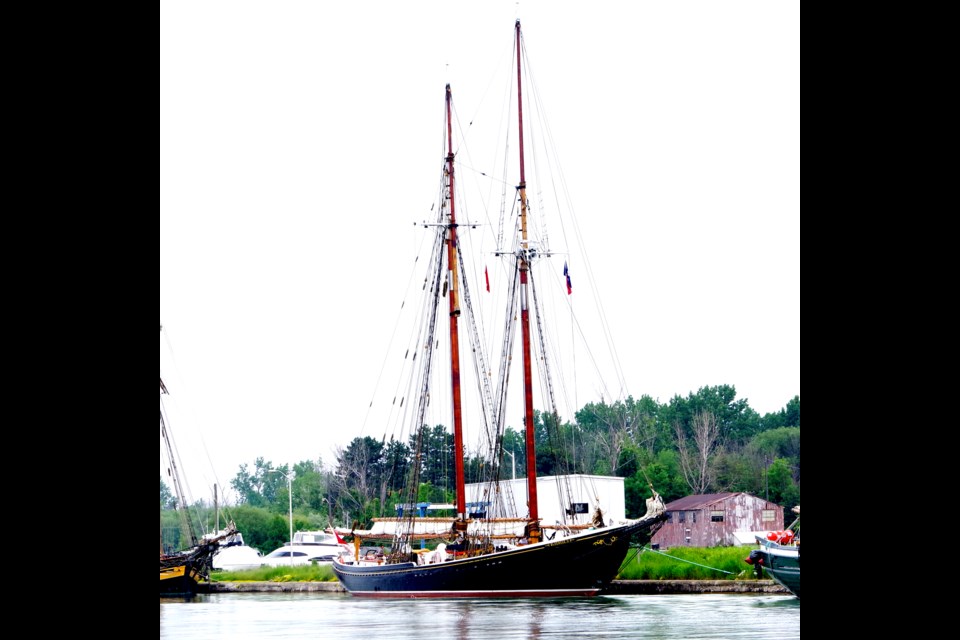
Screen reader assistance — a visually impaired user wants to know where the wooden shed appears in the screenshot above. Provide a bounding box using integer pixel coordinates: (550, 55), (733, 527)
(651, 492), (784, 548)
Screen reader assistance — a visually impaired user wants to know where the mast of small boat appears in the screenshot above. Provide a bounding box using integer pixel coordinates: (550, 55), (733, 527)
(160, 341), (167, 558)
(160, 364), (198, 547)
(514, 19), (541, 543)
(444, 83), (468, 527)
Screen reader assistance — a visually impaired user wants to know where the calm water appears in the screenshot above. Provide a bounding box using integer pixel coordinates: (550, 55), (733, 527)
(160, 592), (799, 639)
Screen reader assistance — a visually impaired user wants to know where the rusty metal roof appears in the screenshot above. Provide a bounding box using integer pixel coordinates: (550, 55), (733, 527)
(663, 493), (742, 510)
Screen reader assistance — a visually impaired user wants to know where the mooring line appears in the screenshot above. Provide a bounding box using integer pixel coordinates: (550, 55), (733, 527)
(632, 545), (736, 575)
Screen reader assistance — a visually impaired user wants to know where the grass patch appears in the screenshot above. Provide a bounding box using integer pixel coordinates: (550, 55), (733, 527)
(210, 563), (337, 583)
(618, 546), (758, 581)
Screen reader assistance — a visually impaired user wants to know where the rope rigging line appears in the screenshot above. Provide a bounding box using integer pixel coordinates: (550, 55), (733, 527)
(635, 546), (737, 575)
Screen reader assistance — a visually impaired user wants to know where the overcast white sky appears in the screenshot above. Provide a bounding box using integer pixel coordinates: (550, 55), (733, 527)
(160, 1), (800, 503)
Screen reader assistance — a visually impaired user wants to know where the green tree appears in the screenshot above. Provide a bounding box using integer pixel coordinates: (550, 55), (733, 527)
(229, 457), (289, 508)
(214, 389), (800, 538)
(747, 426), (801, 488)
(500, 426), (526, 478)
(711, 450), (756, 493)
(160, 476), (175, 509)
(415, 424), (454, 489)
(760, 395), (801, 430)
(381, 438), (412, 498)
(333, 436), (387, 527)
(765, 457), (799, 507)
(661, 385), (762, 448)
(212, 504), (277, 554)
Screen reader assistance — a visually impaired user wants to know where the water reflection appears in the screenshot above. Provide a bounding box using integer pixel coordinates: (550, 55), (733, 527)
(160, 592), (799, 640)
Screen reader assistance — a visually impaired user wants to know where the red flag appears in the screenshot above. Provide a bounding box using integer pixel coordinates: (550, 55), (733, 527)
(485, 266), (490, 292)
(563, 262), (572, 295)
(332, 528), (346, 545)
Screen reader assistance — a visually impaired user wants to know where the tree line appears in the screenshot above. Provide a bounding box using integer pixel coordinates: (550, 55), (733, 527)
(161, 385), (799, 555)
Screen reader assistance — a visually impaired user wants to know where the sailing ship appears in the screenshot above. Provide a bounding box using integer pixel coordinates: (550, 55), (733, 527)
(160, 327), (235, 596)
(746, 506), (800, 598)
(332, 20), (668, 598)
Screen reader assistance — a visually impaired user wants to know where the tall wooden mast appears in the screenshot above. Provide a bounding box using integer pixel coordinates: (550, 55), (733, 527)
(444, 84), (467, 524)
(514, 19), (541, 543)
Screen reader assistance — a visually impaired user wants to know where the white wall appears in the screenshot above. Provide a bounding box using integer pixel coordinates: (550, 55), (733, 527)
(466, 474), (626, 527)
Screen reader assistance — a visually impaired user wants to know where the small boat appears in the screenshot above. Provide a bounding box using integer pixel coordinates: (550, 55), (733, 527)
(746, 506), (800, 598)
(208, 485), (263, 571)
(261, 530), (352, 567)
(211, 529), (263, 572)
(332, 19), (668, 598)
(160, 341), (235, 595)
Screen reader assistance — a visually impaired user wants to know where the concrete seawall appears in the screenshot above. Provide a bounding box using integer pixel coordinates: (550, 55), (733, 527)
(608, 580), (788, 594)
(201, 580), (787, 595)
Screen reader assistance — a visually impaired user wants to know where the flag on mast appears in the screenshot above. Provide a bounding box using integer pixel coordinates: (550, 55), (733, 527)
(485, 266), (490, 292)
(564, 262), (572, 294)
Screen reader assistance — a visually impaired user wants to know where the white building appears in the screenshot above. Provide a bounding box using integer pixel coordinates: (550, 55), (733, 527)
(466, 474), (627, 528)
(368, 474), (627, 538)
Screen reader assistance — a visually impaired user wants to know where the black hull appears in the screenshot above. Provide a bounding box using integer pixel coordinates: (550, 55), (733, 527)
(762, 550), (800, 598)
(160, 562), (200, 596)
(748, 541), (800, 599)
(160, 544), (218, 596)
(766, 566), (800, 599)
(333, 515), (666, 598)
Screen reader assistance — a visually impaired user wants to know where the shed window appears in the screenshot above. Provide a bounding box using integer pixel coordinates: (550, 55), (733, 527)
(678, 511), (686, 523)
(761, 509), (776, 522)
(710, 510), (724, 522)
